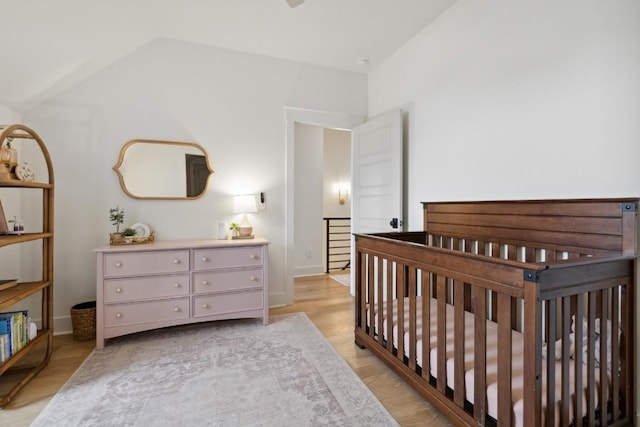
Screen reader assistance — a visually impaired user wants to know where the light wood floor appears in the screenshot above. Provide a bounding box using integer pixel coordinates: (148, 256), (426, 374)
(0, 274), (451, 426)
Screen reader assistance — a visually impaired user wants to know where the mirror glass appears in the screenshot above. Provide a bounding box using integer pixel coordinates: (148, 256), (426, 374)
(113, 139), (214, 200)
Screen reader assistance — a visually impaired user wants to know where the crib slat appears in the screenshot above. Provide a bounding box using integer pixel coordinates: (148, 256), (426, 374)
(421, 272), (431, 380)
(408, 267), (417, 372)
(620, 283), (632, 423)
(386, 263), (394, 352)
(397, 264), (405, 364)
(473, 287), (487, 424)
(611, 287), (620, 422)
(497, 293), (512, 426)
(437, 274), (447, 394)
(367, 255), (375, 340)
(574, 297), (584, 427)
(523, 283), (542, 427)
(376, 257), (384, 346)
(561, 297), (571, 426)
(453, 279), (465, 407)
(587, 292), (596, 426)
(546, 300), (557, 427)
(599, 290), (608, 427)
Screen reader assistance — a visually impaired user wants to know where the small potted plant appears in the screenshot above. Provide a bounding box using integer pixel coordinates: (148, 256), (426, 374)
(109, 206), (125, 243)
(122, 227), (137, 243)
(229, 222), (240, 237)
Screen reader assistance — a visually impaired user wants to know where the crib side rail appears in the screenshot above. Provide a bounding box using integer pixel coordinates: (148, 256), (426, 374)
(354, 233), (635, 427)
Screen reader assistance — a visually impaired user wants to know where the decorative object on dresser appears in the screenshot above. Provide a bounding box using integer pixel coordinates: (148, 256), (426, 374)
(31, 313), (398, 427)
(217, 221), (228, 240)
(0, 124), (54, 407)
(232, 194), (257, 238)
(94, 237), (270, 349)
(108, 207), (154, 245)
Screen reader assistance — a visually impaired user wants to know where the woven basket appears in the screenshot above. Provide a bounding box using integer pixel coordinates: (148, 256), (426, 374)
(70, 301), (96, 341)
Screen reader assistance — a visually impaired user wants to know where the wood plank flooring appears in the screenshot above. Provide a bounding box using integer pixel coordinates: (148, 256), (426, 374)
(0, 274), (451, 426)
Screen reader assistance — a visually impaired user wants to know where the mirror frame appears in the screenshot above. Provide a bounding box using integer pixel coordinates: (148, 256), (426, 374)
(113, 139), (214, 200)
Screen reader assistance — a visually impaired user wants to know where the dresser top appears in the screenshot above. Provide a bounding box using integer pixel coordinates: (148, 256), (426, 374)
(94, 237), (270, 253)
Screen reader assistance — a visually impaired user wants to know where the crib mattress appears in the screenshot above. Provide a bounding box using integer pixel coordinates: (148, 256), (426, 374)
(367, 298), (607, 427)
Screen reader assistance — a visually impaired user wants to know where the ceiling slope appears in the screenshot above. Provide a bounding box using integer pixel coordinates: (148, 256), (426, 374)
(0, 0), (456, 112)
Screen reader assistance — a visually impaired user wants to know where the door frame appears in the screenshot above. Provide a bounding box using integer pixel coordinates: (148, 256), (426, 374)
(282, 107), (364, 306)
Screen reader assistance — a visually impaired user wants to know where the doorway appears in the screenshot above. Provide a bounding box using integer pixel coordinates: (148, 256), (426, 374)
(282, 108), (365, 307)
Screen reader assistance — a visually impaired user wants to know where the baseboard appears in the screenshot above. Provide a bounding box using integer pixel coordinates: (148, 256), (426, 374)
(293, 265), (324, 277)
(54, 314), (73, 336)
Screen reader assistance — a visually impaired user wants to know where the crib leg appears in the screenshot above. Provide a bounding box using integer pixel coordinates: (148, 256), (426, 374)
(354, 336), (366, 349)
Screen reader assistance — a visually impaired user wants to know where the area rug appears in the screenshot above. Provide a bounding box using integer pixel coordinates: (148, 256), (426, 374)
(329, 273), (350, 287)
(31, 313), (397, 427)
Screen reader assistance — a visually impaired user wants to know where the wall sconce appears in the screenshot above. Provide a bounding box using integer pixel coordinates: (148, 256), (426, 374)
(233, 194), (258, 238)
(338, 188), (349, 205)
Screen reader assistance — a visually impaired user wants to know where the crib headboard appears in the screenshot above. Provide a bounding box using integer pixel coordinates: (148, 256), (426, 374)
(422, 198), (639, 257)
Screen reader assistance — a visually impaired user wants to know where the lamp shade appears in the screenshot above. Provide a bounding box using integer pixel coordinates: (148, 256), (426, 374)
(233, 194), (257, 214)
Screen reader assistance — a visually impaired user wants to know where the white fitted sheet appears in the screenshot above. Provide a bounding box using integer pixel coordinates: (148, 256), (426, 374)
(368, 297), (608, 426)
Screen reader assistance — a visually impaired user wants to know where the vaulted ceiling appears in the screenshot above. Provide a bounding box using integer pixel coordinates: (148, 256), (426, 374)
(0, 0), (455, 113)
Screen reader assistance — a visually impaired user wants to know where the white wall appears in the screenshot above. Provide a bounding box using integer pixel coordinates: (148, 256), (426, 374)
(21, 38), (367, 331)
(323, 128), (351, 218)
(0, 105), (22, 123)
(369, 0), (640, 229)
(368, 0), (640, 420)
(293, 123), (324, 276)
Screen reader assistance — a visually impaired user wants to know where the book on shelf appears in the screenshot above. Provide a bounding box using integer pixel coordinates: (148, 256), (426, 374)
(0, 334), (7, 362)
(0, 310), (30, 360)
(0, 279), (18, 291)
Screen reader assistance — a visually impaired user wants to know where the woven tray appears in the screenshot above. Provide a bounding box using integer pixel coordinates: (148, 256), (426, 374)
(110, 232), (155, 246)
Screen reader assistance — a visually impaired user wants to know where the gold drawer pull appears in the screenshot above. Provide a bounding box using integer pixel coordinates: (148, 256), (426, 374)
(202, 280), (209, 286)
(201, 257), (208, 262)
(173, 259), (180, 264)
(174, 283), (181, 288)
(173, 307), (180, 312)
(250, 254), (258, 260)
(115, 261), (122, 268)
(250, 276), (257, 281)
(115, 312), (123, 318)
(115, 287), (123, 293)
(202, 303), (209, 309)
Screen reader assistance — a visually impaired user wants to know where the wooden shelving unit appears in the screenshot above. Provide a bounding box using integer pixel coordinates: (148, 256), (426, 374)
(0, 124), (54, 407)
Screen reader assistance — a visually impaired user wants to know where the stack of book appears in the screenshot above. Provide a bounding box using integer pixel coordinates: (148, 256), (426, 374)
(0, 310), (31, 363)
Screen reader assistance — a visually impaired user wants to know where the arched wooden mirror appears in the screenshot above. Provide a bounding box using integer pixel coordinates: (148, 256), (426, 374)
(113, 139), (214, 200)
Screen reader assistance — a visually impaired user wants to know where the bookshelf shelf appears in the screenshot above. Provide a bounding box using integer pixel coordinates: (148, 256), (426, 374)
(0, 124), (54, 407)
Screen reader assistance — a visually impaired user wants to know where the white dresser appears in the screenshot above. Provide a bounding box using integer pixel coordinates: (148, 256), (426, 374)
(94, 238), (269, 349)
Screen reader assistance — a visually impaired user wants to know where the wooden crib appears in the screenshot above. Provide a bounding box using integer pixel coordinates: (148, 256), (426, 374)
(354, 199), (637, 426)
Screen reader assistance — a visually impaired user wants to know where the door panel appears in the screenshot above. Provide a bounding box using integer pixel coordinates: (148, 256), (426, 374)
(352, 109), (403, 235)
(351, 109), (403, 294)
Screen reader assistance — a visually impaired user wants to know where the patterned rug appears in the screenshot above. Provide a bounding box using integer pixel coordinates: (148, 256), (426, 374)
(31, 313), (397, 427)
(329, 273), (350, 287)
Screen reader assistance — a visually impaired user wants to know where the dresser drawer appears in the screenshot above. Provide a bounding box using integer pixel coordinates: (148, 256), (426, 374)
(104, 298), (190, 327)
(192, 247), (264, 270)
(192, 268), (263, 294)
(104, 274), (189, 303)
(104, 250), (189, 278)
(193, 290), (263, 318)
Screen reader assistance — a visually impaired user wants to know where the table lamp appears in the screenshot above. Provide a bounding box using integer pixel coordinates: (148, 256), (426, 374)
(233, 194), (258, 238)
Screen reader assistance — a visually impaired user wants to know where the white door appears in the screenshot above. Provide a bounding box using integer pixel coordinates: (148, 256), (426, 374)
(350, 109), (404, 293)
